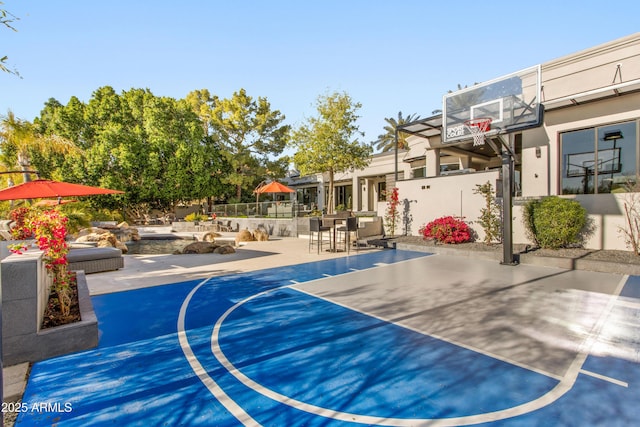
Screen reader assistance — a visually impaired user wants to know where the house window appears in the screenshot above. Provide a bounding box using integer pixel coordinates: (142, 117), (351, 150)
(327, 185), (353, 210)
(560, 121), (637, 194)
(377, 181), (386, 202)
(296, 186), (317, 209)
(412, 166), (426, 178)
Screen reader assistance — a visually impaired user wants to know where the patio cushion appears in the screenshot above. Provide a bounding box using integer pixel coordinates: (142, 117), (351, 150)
(68, 247), (124, 274)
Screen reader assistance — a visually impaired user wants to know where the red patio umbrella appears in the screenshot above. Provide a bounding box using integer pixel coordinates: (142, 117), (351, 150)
(0, 179), (124, 201)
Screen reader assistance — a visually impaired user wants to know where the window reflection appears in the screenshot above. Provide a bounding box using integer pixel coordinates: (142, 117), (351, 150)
(561, 121), (637, 194)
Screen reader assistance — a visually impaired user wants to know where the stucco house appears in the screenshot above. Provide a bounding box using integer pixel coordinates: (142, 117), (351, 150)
(289, 33), (640, 251)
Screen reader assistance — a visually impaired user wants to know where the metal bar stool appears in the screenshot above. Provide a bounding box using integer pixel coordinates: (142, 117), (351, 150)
(336, 216), (359, 253)
(309, 217), (331, 253)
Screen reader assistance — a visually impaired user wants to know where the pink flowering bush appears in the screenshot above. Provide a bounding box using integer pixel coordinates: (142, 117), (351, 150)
(9, 208), (73, 316)
(419, 216), (471, 244)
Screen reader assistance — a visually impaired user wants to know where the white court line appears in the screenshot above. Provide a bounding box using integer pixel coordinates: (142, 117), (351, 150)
(292, 286), (563, 381)
(182, 258), (629, 426)
(177, 279), (260, 427)
(580, 369), (628, 388)
(211, 285), (582, 426)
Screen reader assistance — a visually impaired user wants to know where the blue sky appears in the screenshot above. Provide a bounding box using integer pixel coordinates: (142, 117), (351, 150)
(1, 1), (639, 149)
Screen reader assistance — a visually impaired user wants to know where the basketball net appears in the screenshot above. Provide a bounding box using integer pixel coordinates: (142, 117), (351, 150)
(464, 118), (492, 147)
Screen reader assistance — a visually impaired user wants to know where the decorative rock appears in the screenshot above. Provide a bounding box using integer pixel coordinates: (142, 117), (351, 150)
(253, 229), (269, 241)
(115, 241), (129, 253)
(213, 245), (236, 254)
(182, 241), (216, 254)
(235, 229), (255, 246)
(202, 231), (222, 242)
(76, 227), (109, 238)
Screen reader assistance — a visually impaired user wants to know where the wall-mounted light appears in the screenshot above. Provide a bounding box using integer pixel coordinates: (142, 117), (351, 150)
(603, 130), (623, 141)
(535, 147), (541, 158)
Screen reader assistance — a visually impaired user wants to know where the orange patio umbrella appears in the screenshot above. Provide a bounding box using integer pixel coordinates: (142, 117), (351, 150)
(254, 181), (295, 194)
(253, 181), (295, 215)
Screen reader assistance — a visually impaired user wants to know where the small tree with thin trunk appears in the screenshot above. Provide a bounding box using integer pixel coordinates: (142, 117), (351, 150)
(291, 91), (372, 214)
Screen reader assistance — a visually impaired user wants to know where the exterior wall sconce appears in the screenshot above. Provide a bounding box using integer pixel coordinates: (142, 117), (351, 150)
(603, 130), (623, 141)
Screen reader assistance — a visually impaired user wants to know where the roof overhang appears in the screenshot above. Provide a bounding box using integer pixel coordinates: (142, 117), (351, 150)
(397, 114), (443, 140)
(543, 78), (640, 110)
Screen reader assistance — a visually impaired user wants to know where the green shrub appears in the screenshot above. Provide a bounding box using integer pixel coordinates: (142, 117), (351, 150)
(184, 212), (207, 222)
(523, 196), (587, 249)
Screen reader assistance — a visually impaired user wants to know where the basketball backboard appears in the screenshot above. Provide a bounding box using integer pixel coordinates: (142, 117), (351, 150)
(442, 65), (542, 144)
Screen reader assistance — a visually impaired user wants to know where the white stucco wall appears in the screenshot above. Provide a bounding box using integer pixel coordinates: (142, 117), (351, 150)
(395, 170), (500, 241)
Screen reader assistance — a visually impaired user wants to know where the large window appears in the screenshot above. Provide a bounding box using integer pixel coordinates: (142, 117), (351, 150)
(296, 186), (318, 209)
(335, 185), (353, 209)
(561, 121), (637, 194)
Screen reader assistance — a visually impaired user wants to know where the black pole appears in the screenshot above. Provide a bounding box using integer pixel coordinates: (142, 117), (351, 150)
(501, 134), (517, 265)
(394, 129), (399, 182)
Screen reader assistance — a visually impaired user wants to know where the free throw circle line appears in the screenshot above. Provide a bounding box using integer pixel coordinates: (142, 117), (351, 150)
(210, 285), (582, 426)
(177, 278), (260, 427)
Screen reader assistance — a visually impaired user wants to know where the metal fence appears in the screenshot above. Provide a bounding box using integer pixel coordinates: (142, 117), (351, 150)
(211, 201), (313, 218)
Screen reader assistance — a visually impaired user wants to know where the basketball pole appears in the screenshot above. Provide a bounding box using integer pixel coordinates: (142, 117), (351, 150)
(499, 134), (517, 265)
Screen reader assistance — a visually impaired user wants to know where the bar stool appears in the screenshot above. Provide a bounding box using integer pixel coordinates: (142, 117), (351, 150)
(336, 216), (359, 253)
(309, 217), (332, 253)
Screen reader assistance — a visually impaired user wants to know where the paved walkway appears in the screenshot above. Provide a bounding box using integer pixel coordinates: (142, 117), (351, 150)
(5, 237), (640, 426)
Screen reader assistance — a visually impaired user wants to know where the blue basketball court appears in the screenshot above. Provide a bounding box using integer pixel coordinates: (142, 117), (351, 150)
(15, 250), (640, 426)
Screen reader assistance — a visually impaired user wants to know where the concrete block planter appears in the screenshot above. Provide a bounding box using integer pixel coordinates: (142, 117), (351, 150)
(2, 252), (98, 366)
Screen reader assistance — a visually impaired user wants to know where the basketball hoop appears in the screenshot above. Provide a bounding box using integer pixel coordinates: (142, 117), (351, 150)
(464, 118), (492, 146)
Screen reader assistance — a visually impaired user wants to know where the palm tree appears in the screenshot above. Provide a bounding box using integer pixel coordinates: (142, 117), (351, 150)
(0, 110), (78, 184)
(374, 111), (421, 152)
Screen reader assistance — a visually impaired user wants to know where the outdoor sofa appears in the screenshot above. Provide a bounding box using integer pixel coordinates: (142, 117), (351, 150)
(67, 246), (124, 274)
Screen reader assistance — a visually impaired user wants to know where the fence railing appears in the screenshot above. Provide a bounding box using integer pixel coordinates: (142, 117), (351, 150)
(211, 201), (315, 218)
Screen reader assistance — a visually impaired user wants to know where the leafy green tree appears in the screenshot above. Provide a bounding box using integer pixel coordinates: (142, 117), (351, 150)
(374, 111), (420, 152)
(291, 91), (372, 214)
(34, 87), (229, 215)
(210, 89), (290, 202)
(0, 110), (77, 184)
(185, 89), (216, 135)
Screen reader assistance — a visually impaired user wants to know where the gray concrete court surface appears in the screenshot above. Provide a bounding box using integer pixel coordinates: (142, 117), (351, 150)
(294, 255), (629, 379)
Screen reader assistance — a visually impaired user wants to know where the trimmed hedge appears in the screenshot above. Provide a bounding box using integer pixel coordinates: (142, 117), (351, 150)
(523, 196), (587, 249)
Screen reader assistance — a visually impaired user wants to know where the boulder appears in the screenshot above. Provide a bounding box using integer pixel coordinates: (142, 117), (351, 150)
(253, 228), (269, 241)
(76, 230), (127, 252)
(115, 241), (129, 253)
(213, 245), (236, 254)
(182, 241), (216, 254)
(202, 231), (222, 242)
(235, 229), (255, 246)
(76, 227), (109, 238)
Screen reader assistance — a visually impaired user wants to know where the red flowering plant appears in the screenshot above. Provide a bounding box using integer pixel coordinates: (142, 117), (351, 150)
(384, 187), (400, 236)
(9, 208), (73, 317)
(419, 215), (472, 244)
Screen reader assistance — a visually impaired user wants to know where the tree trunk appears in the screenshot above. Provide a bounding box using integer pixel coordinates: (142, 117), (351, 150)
(327, 169), (335, 214)
(18, 153), (33, 183)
